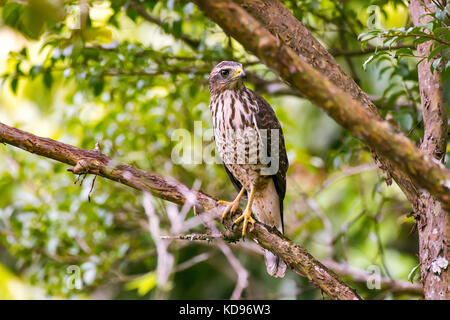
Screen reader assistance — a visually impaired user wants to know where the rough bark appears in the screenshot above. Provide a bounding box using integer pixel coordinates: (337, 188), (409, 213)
(0, 121), (361, 300)
(191, 0), (450, 209)
(410, 0), (449, 300)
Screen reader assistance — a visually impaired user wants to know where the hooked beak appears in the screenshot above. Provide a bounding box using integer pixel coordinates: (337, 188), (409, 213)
(231, 67), (246, 80)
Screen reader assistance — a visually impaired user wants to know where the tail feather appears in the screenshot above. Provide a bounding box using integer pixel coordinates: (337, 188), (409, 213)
(264, 250), (286, 278)
(252, 180), (287, 278)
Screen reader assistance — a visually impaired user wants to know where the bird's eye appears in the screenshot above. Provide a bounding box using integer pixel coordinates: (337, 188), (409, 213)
(220, 69), (230, 77)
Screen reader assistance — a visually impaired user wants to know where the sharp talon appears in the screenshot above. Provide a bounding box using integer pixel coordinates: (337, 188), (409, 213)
(218, 188), (246, 226)
(232, 208), (255, 237)
(218, 199), (242, 226)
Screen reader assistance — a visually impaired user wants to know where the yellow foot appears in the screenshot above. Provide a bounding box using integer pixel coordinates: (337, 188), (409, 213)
(232, 208), (256, 237)
(217, 200), (241, 222)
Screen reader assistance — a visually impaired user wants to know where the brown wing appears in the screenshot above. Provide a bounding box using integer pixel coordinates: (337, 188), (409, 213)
(248, 88), (289, 229)
(223, 163), (244, 194)
(214, 136), (247, 198)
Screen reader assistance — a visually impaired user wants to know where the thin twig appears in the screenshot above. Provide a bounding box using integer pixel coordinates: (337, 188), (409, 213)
(323, 259), (423, 295)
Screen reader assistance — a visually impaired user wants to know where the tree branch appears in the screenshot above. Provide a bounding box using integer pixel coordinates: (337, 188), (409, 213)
(191, 0), (450, 209)
(0, 121), (361, 300)
(323, 260), (423, 296)
(329, 44), (417, 57)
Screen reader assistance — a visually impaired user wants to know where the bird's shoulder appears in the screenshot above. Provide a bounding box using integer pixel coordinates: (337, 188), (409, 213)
(244, 87), (281, 130)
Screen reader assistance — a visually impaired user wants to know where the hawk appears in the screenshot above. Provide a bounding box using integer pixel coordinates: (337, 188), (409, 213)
(208, 61), (288, 277)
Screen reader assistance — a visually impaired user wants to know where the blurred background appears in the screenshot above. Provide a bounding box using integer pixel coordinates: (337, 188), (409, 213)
(0, 0), (444, 299)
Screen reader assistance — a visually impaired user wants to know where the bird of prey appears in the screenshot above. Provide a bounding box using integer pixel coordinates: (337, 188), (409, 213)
(208, 61), (288, 277)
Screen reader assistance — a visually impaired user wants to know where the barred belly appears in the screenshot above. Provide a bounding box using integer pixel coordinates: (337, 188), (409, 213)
(210, 89), (269, 192)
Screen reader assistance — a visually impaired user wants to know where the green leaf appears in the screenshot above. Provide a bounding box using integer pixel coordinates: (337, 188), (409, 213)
(2, 3), (23, 28)
(432, 27), (450, 40)
(395, 48), (414, 56)
(428, 44), (446, 61)
(386, 90), (406, 109)
(363, 55), (375, 70)
(19, 47), (28, 58)
(431, 57), (442, 73)
(43, 71), (53, 89)
(422, 22), (434, 32)
(333, 155), (341, 169)
(408, 264), (420, 283)
(91, 77), (105, 96)
(172, 20), (182, 36)
(442, 64), (450, 83)
(125, 6), (138, 21)
(375, 54), (392, 67)
(379, 65), (393, 78)
(372, 179), (383, 199)
(29, 65), (42, 79)
(10, 77), (18, 94)
(382, 83), (399, 98)
(413, 37), (432, 45)
(393, 112), (413, 132)
(125, 271), (157, 296)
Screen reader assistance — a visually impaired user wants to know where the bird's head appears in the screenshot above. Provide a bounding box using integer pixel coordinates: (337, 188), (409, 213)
(209, 61), (247, 94)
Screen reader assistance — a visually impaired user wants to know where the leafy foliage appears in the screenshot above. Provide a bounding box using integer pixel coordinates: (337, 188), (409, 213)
(0, 0), (438, 299)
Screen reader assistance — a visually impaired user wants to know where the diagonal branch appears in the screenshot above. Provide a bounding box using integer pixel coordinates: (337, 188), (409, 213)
(0, 121), (361, 300)
(191, 0), (450, 209)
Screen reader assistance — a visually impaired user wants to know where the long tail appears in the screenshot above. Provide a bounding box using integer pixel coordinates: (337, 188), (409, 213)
(252, 180), (287, 278)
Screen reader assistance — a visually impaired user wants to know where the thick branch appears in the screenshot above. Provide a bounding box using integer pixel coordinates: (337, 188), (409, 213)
(0, 122), (211, 208)
(0, 121), (361, 300)
(191, 0), (450, 209)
